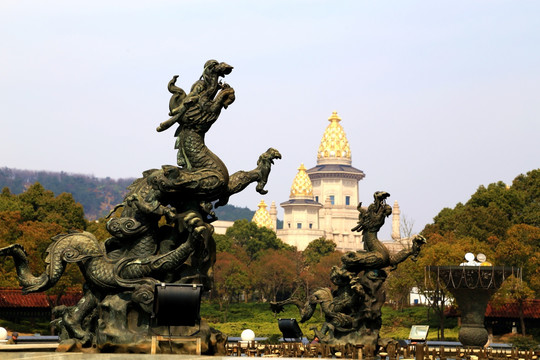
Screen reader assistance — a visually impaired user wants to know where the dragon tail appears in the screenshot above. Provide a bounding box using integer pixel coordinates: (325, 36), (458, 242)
(0, 244), (50, 293)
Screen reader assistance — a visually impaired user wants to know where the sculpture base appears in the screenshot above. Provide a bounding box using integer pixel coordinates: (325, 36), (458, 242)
(55, 292), (226, 355)
(315, 326), (381, 349)
(56, 320), (226, 355)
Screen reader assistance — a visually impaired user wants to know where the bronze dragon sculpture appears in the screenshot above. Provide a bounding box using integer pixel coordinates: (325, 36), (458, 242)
(271, 192), (425, 348)
(0, 60), (281, 349)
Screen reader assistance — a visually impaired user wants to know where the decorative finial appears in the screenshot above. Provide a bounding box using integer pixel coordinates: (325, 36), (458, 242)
(328, 111), (341, 122)
(252, 199), (273, 229)
(290, 163), (314, 199)
(257, 199), (268, 209)
(317, 111), (351, 165)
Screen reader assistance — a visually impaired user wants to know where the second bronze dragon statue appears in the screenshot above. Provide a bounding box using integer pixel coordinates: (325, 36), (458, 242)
(0, 60), (281, 353)
(271, 191), (425, 350)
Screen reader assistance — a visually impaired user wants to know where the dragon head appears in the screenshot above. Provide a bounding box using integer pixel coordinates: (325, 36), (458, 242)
(204, 60), (233, 78)
(372, 191), (390, 212)
(410, 234), (427, 261)
(352, 191), (392, 233)
(258, 148), (282, 165)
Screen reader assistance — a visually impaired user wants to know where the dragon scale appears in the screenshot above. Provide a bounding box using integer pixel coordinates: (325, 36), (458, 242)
(0, 231), (196, 293)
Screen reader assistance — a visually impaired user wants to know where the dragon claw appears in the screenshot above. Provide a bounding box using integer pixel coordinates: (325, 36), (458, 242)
(256, 187), (268, 195)
(183, 212), (209, 242)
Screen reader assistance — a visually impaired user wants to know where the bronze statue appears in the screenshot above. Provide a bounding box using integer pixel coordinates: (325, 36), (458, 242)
(271, 191), (425, 350)
(0, 60), (281, 353)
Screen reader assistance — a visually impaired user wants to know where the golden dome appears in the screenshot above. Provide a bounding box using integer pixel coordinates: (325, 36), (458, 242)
(252, 199), (274, 229)
(317, 111), (351, 165)
(290, 163), (314, 199)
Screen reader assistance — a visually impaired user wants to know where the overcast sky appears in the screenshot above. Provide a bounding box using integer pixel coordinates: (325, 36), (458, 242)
(1, 1), (538, 237)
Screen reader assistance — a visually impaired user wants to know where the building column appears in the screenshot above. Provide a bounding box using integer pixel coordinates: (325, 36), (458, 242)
(323, 196), (333, 239)
(269, 201), (278, 231)
(391, 200), (401, 241)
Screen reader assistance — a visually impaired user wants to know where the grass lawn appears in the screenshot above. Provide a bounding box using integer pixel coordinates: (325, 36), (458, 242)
(0, 302), (459, 341)
(202, 302), (459, 341)
(0, 318), (52, 335)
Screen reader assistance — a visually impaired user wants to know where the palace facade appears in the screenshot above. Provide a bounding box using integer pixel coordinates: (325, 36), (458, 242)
(248, 111), (405, 252)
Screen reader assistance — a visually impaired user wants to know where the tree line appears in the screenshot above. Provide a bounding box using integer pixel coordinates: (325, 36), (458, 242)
(1, 168), (538, 335)
(212, 221), (341, 319)
(0, 183), (341, 321)
(0, 184), (86, 303)
(386, 169), (540, 338)
(0, 167), (133, 220)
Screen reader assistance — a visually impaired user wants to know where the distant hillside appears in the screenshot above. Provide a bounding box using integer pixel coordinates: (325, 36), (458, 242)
(0, 167), (134, 220)
(214, 204), (283, 229)
(0, 167), (263, 223)
(214, 204), (255, 221)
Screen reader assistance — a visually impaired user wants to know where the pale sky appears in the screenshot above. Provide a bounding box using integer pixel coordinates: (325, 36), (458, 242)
(1, 1), (539, 236)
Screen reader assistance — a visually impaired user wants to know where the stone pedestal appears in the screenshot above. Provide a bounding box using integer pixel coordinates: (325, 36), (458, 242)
(55, 292), (226, 354)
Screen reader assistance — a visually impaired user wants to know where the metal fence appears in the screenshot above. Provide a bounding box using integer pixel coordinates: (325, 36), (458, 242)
(225, 342), (540, 359)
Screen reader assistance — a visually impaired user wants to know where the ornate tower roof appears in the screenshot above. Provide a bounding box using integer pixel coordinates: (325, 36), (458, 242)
(252, 199), (273, 229)
(290, 163), (314, 199)
(317, 111), (352, 165)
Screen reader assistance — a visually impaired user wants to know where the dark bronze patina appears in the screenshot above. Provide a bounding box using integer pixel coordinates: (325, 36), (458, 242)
(0, 60), (281, 353)
(271, 191), (426, 350)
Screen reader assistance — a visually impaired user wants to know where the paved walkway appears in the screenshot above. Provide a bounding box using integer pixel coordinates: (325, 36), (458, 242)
(0, 349), (219, 360)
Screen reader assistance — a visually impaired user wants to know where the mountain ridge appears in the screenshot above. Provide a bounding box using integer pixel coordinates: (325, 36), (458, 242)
(0, 167), (256, 222)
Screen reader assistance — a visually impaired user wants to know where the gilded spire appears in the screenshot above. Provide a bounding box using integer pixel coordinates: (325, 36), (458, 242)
(252, 199), (274, 229)
(290, 163), (314, 199)
(317, 111), (352, 165)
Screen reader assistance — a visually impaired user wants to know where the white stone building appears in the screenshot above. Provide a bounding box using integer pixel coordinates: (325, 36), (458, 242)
(249, 111), (410, 253)
(269, 112), (374, 251)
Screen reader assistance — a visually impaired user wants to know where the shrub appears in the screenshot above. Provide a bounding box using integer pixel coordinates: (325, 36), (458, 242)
(509, 335), (540, 350)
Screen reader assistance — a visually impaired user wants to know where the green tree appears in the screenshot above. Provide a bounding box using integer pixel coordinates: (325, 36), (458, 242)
(424, 169), (540, 296)
(214, 233), (233, 253)
(492, 276), (535, 336)
(0, 183), (88, 295)
(303, 237), (336, 265)
(389, 233), (493, 339)
(223, 219), (292, 262)
(511, 170), (540, 227)
(431, 203), (511, 242)
(493, 224), (540, 294)
(213, 251), (250, 320)
(429, 170), (540, 242)
(0, 187), (22, 212)
(386, 259), (416, 311)
(0, 211), (23, 244)
(17, 183), (86, 230)
(309, 251), (343, 290)
(252, 249), (297, 302)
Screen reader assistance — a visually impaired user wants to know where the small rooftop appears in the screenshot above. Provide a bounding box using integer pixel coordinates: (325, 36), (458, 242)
(0, 287), (82, 308)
